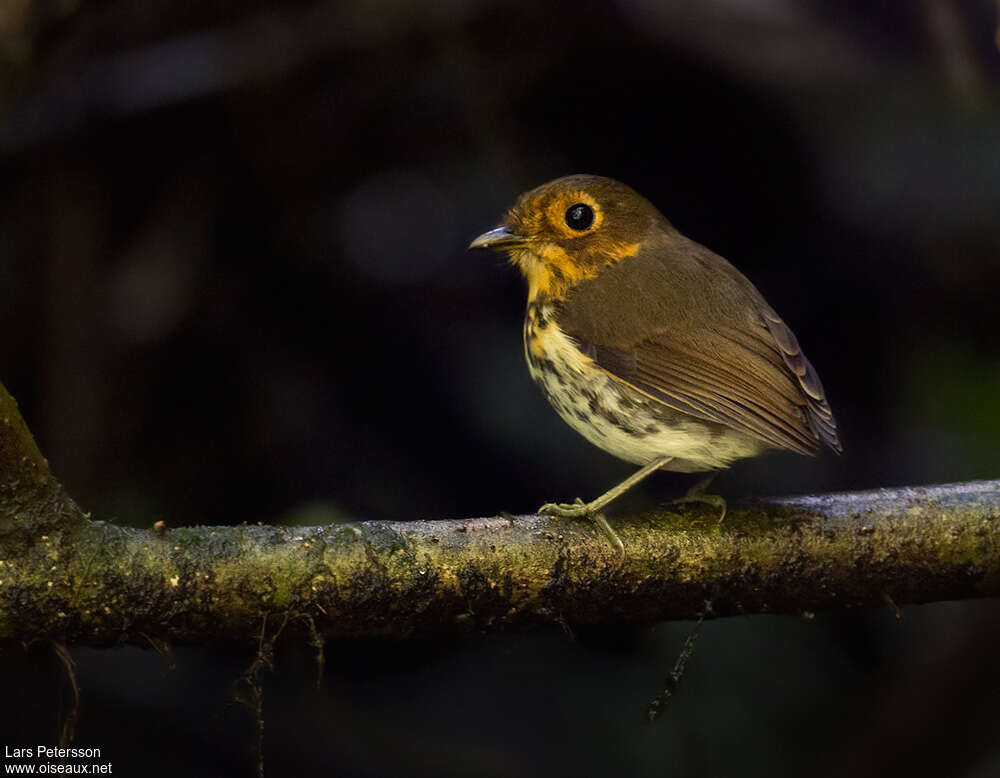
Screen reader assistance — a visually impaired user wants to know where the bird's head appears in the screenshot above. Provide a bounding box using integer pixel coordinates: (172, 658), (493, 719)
(469, 174), (667, 301)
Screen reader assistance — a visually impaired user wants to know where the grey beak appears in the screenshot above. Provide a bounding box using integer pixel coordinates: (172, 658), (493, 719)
(468, 225), (527, 250)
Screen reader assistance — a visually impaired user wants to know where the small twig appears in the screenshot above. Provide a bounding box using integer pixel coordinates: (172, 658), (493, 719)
(52, 642), (80, 746)
(139, 631), (177, 670)
(236, 612), (290, 778)
(883, 592), (902, 620)
(297, 613), (326, 690)
(646, 610), (707, 722)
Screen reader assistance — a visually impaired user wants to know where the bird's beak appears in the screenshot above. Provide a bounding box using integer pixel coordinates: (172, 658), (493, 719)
(468, 225), (527, 250)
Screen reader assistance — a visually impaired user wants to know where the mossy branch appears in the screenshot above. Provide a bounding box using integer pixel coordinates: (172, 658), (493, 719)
(0, 383), (83, 551)
(1, 379), (999, 645)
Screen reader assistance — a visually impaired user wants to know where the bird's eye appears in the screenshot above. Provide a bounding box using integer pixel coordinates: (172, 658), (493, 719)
(564, 203), (595, 231)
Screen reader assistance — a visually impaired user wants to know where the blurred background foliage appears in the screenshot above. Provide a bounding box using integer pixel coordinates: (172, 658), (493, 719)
(1, 0), (1000, 775)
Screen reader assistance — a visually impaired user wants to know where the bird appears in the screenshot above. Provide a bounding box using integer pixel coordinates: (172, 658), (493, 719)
(469, 174), (841, 548)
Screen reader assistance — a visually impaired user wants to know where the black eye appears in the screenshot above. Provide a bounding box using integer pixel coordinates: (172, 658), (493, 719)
(564, 203), (595, 231)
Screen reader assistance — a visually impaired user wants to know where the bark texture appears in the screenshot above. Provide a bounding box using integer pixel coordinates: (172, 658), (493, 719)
(1, 379), (999, 645)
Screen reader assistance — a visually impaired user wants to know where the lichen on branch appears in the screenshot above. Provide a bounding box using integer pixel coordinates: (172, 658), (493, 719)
(1, 378), (999, 646)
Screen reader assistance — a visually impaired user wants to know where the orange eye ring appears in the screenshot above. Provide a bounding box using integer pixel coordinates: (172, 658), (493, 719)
(545, 191), (603, 238)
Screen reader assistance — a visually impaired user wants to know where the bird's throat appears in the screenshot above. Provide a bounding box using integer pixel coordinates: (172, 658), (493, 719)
(511, 245), (586, 302)
(512, 242), (641, 303)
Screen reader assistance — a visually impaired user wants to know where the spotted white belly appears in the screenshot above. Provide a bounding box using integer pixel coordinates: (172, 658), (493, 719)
(523, 309), (764, 473)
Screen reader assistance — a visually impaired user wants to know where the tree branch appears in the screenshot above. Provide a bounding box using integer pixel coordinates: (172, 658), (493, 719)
(1, 379), (998, 645)
(0, 382), (83, 550)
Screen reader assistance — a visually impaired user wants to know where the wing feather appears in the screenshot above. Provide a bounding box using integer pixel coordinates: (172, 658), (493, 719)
(558, 234), (842, 456)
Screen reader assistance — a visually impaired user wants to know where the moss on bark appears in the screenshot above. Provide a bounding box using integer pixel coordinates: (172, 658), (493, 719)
(2, 379), (999, 645)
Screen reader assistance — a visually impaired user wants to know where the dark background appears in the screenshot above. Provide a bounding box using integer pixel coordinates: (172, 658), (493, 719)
(2, 1), (1000, 775)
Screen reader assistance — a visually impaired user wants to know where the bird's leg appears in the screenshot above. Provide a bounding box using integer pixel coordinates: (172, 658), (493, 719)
(539, 457), (673, 560)
(667, 473), (727, 523)
(539, 456), (674, 518)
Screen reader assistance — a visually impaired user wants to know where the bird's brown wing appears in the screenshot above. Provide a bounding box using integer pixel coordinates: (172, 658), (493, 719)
(557, 236), (842, 455)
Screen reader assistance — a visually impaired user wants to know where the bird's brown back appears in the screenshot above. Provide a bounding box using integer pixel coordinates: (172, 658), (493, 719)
(555, 229), (841, 455)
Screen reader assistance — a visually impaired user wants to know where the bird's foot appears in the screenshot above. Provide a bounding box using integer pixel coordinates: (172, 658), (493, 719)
(667, 493), (727, 524)
(664, 474), (727, 523)
(538, 497), (589, 518)
(538, 499), (625, 562)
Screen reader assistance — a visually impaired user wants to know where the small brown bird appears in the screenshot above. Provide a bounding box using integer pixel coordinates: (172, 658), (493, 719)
(470, 175), (840, 542)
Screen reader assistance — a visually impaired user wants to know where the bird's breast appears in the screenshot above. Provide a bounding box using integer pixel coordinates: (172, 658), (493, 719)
(522, 303), (765, 471)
